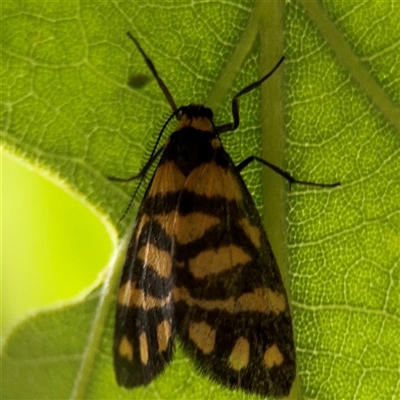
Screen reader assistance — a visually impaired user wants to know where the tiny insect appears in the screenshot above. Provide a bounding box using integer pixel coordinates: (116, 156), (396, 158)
(111, 32), (340, 397)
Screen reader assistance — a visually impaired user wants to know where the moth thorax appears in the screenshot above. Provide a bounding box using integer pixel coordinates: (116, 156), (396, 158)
(168, 128), (219, 176)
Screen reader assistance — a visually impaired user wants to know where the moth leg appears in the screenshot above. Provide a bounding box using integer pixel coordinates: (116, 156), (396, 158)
(236, 155), (340, 189)
(216, 57), (285, 134)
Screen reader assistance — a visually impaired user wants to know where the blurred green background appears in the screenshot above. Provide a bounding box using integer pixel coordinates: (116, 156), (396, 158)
(2, 152), (113, 337)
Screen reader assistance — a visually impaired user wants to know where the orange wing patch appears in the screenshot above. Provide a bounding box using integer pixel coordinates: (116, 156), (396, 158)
(175, 213), (221, 245)
(189, 321), (216, 354)
(238, 218), (261, 249)
(118, 281), (171, 309)
(188, 245), (251, 279)
(139, 332), (149, 365)
(157, 320), (172, 352)
(229, 337), (250, 371)
(185, 162), (243, 200)
(118, 335), (134, 362)
(155, 212), (220, 245)
(148, 160), (186, 196)
(138, 243), (172, 278)
(264, 344), (284, 368)
(174, 287), (285, 315)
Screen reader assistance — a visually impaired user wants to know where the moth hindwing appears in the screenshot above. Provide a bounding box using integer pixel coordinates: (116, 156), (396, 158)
(112, 32), (338, 398)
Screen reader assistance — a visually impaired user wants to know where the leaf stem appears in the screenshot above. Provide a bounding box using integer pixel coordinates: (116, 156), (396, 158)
(70, 229), (132, 399)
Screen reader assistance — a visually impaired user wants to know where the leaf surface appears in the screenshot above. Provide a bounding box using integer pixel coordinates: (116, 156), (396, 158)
(1, 1), (399, 399)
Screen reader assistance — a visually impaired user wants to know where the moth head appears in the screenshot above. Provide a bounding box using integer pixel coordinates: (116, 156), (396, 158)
(176, 105), (214, 132)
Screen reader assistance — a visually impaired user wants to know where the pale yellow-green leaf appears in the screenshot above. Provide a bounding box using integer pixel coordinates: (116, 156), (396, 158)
(1, 1), (399, 399)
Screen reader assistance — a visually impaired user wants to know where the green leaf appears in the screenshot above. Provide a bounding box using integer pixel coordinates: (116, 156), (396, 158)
(1, 1), (399, 399)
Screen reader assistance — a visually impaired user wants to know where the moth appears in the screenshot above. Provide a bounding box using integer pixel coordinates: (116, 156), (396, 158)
(111, 32), (340, 397)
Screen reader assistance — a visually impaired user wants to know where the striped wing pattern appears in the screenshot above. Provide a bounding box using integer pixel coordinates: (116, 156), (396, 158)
(114, 125), (295, 396)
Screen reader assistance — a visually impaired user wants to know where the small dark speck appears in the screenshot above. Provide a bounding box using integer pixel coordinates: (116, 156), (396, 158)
(128, 73), (152, 89)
